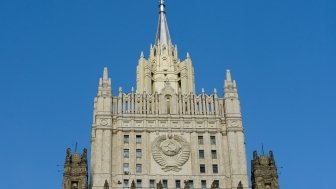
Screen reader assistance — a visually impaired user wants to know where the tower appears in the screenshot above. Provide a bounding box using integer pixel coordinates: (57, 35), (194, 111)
(89, 1), (250, 189)
(251, 151), (279, 189)
(62, 148), (88, 189)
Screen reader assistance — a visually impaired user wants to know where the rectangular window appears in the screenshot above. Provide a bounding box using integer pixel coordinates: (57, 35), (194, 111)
(188, 180), (194, 189)
(124, 135), (129, 144)
(136, 179), (142, 188)
(175, 180), (181, 189)
(198, 136), (204, 145)
(212, 164), (218, 173)
(213, 180), (219, 189)
(136, 164), (142, 173)
(199, 150), (204, 159)
(163, 180), (168, 189)
(123, 149), (129, 158)
(149, 180), (155, 189)
(136, 149), (142, 158)
(211, 150), (217, 159)
(123, 179), (129, 188)
(136, 135), (142, 144)
(210, 136), (216, 145)
(200, 164), (205, 173)
(201, 180), (206, 189)
(123, 163), (129, 173)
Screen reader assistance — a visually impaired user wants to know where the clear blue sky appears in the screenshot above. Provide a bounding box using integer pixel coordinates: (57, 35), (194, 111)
(0, 0), (335, 188)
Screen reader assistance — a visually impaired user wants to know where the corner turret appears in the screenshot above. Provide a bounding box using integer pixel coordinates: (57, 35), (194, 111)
(251, 151), (279, 189)
(62, 148), (88, 189)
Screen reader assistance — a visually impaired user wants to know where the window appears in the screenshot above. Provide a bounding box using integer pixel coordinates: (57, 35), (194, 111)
(210, 136), (216, 145)
(124, 135), (129, 144)
(123, 179), (129, 188)
(136, 135), (142, 144)
(175, 180), (181, 189)
(211, 150), (217, 159)
(123, 149), (129, 158)
(201, 180), (207, 189)
(136, 164), (142, 173)
(212, 180), (219, 189)
(198, 136), (204, 145)
(199, 150), (204, 159)
(136, 179), (142, 188)
(200, 164), (205, 173)
(149, 180), (155, 189)
(136, 149), (142, 158)
(163, 180), (168, 189)
(188, 180), (194, 189)
(212, 164), (218, 173)
(123, 163), (129, 173)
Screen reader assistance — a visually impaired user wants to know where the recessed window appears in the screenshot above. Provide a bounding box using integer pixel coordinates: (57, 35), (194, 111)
(175, 180), (181, 189)
(149, 180), (155, 189)
(136, 179), (142, 188)
(136, 164), (142, 173)
(199, 150), (204, 159)
(123, 149), (129, 158)
(123, 179), (129, 188)
(201, 180), (207, 189)
(163, 180), (168, 189)
(212, 164), (218, 173)
(210, 136), (216, 145)
(198, 136), (204, 145)
(211, 150), (217, 159)
(136, 135), (142, 144)
(188, 180), (194, 189)
(200, 164), (205, 173)
(212, 180), (219, 188)
(136, 149), (142, 158)
(123, 163), (129, 173)
(124, 135), (129, 144)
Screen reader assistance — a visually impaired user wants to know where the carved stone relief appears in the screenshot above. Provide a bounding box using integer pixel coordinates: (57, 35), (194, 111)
(152, 134), (190, 171)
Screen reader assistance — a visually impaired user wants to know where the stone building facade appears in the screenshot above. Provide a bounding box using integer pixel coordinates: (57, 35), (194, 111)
(62, 1), (279, 189)
(251, 151), (279, 189)
(62, 148), (88, 189)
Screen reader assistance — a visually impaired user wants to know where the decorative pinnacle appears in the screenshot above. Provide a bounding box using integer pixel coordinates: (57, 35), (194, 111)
(226, 69), (232, 81)
(103, 67), (109, 81)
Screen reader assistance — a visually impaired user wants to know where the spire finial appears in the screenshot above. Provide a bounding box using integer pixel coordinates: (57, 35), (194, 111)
(155, 0), (171, 46)
(159, 0), (165, 13)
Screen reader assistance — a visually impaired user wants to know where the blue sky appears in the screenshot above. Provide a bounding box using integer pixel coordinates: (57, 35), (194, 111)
(0, 0), (335, 188)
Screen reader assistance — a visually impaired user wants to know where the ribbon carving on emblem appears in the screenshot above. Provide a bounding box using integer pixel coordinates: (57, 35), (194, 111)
(152, 134), (190, 172)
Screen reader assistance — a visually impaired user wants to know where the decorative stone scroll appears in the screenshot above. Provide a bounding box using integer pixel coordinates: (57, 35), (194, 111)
(152, 134), (190, 171)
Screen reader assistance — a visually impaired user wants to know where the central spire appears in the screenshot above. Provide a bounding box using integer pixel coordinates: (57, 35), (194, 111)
(155, 0), (172, 46)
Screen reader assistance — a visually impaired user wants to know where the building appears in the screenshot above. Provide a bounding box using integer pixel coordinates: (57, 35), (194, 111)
(62, 1), (279, 189)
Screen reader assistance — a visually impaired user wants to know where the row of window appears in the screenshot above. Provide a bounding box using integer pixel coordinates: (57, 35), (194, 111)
(198, 150), (217, 159)
(123, 135), (217, 145)
(123, 163), (142, 173)
(123, 149), (217, 159)
(198, 136), (216, 145)
(200, 164), (218, 174)
(123, 179), (219, 189)
(123, 163), (219, 174)
(123, 135), (142, 144)
(123, 149), (142, 158)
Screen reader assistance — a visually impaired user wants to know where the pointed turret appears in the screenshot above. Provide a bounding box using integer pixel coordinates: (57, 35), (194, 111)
(155, 0), (172, 46)
(251, 151), (280, 189)
(97, 67), (112, 97)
